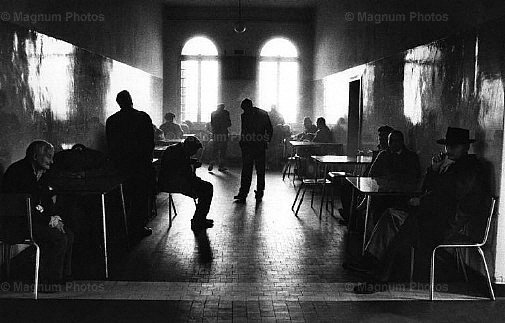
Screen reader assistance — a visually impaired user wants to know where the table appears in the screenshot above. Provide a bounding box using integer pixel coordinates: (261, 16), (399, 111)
(52, 176), (127, 279)
(345, 176), (422, 254)
(311, 155), (373, 219)
(156, 139), (184, 146)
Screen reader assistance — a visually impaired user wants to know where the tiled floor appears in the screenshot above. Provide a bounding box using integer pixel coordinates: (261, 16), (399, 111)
(1, 166), (502, 321)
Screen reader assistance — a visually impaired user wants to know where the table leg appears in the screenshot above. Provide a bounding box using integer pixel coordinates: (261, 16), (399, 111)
(119, 184), (128, 243)
(362, 195), (371, 255)
(319, 164), (328, 220)
(101, 193), (108, 279)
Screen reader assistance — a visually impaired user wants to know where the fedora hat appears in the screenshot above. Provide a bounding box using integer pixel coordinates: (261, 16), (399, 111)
(436, 127), (475, 145)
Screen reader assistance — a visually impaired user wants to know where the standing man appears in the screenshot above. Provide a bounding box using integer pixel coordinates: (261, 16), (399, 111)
(208, 103), (231, 172)
(234, 98), (273, 202)
(106, 90), (154, 239)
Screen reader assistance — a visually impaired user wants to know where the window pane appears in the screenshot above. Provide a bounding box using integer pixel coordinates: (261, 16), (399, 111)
(260, 38), (298, 58)
(259, 61), (278, 111)
(279, 62), (298, 123)
(182, 36), (218, 56)
(200, 60), (218, 123)
(181, 60), (199, 122)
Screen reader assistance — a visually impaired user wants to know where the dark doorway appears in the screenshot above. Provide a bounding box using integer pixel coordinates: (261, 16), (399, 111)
(347, 79), (362, 155)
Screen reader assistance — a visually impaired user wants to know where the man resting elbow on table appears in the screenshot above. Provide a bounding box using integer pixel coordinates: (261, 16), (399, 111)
(352, 127), (487, 294)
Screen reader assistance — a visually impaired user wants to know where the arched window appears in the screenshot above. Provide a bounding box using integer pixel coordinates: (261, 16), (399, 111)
(259, 38), (299, 123)
(181, 37), (219, 122)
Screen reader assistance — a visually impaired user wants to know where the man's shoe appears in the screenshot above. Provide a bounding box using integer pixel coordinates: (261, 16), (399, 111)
(208, 163), (214, 171)
(353, 281), (388, 294)
(254, 190), (264, 200)
(191, 218), (214, 230)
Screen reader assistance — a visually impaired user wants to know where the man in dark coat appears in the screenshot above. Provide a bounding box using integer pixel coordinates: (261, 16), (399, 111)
(364, 130), (422, 223)
(339, 125), (394, 223)
(234, 99), (273, 202)
(208, 103), (231, 172)
(312, 117), (333, 143)
(106, 90), (154, 238)
(1, 140), (74, 285)
(158, 136), (214, 230)
(354, 127), (487, 293)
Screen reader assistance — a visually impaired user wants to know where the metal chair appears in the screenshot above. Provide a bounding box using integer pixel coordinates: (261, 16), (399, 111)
(0, 194), (40, 299)
(429, 196), (496, 300)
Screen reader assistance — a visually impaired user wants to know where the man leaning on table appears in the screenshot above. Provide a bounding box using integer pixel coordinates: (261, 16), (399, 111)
(352, 127), (488, 293)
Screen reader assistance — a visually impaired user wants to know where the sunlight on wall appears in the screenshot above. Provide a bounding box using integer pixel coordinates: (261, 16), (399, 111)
(26, 34), (74, 120)
(106, 60), (162, 125)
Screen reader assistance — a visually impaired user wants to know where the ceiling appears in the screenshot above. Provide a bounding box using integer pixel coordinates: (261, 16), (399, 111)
(163, 0), (318, 8)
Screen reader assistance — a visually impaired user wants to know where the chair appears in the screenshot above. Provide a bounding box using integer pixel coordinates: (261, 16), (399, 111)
(0, 194), (40, 299)
(429, 196), (496, 300)
(291, 177), (331, 217)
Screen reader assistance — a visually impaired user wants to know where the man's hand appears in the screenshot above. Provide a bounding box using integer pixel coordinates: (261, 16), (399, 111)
(49, 216), (66, 233)
(409, 197), (421, 207)
(431, 151), (446, 172)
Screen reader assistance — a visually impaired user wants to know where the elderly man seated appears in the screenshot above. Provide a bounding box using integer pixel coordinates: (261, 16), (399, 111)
(158, 136), (214, 230)
(353, 127), (487, 293)
(1, 140), (74, 287)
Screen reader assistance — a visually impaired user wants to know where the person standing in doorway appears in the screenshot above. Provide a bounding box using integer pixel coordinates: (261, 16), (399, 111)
(208, 103), (231, 172)
(234, 99), (273, 203)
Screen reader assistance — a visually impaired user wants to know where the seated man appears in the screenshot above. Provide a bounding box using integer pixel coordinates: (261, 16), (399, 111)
(354, 127), (486, 293)
(295, 117), (317, 141)
(1, 140), (74, 286)
(158, 136), (214, 230)
(312, 117), (333, 143)
(160, 112), (184, 139)
(365, 130), (421, 223)
(339, 125), (394, 223)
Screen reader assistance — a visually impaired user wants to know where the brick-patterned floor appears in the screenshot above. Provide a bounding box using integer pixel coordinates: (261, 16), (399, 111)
(1, 167), (500, 321)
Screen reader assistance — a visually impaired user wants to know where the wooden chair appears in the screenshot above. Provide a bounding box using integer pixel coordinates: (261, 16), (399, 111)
(0, 194), (40, 299)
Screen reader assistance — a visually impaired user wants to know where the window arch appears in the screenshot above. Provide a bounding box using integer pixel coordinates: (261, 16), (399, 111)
(180, 36), (219, 122)
(258, 38), (299, 123)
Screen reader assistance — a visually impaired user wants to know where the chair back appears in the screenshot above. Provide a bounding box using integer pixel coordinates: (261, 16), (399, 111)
(0, 194), (33, 243)
(480, 196), (496, 246)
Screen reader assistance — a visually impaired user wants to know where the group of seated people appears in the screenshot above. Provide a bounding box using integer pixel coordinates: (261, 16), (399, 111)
(295, 116), (333, 143)
(337, 126), (489, 294)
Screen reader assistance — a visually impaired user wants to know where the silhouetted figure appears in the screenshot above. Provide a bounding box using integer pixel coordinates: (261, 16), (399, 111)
(106, 90), (154, 239)
(339, 125), (394, 223)
(365, 130), (422, 224)
(158, 136), (214, 230)
(296, 117), (317, 141)
(160, 112), (184, 139)
(208, 103), (231, 172)
(312, 117), (333, 143)
(269, 104), (285, 126)
(234, 99), (273, 202)
(1, 140), (74, 285)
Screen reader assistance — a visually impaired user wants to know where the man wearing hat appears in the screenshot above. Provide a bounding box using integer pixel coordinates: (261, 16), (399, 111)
(158, 136), (214, 230)
(354, 127), (488, 293)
